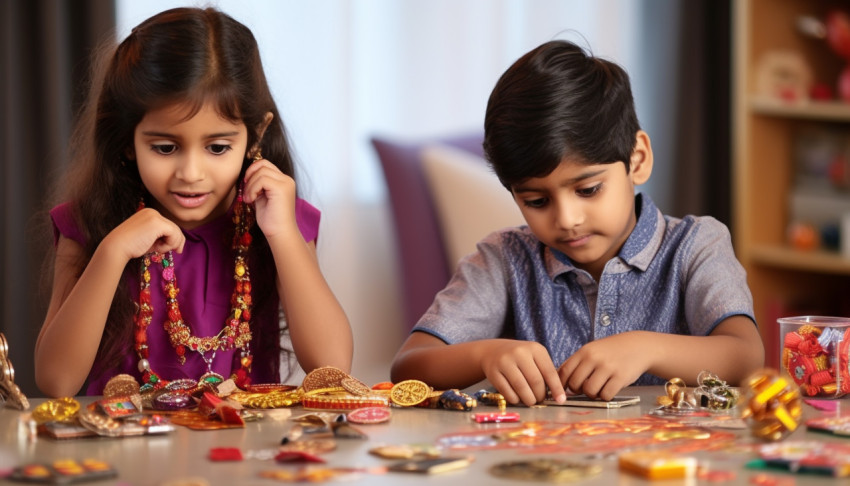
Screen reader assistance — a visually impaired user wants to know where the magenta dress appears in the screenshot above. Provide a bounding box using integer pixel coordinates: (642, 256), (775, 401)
(50, 199), (320, 395)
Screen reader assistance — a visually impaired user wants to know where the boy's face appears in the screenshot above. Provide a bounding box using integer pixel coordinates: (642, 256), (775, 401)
(510, 132), (652, 280)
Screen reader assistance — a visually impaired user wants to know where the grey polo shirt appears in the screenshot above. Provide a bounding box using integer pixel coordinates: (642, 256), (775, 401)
(413, 193), (756, 385)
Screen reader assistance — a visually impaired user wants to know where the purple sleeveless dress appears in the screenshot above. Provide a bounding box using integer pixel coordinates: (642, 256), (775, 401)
(50, 199), (320, 395)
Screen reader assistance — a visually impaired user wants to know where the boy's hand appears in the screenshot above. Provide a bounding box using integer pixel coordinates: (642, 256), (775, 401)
(242, 159), (299, 239)
(479, 339), (567, 406)
(557, 331), (651, 401)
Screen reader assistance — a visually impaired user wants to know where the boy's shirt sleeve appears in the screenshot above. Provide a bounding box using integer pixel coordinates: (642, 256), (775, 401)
(412, 230), (512, 344)
(681, 217), (756, 335)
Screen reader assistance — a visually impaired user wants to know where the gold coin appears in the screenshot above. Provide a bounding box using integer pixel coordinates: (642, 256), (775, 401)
(302, 366), (350, 392)
(341, 377), (371, 396)
(389, 380), (431, 407)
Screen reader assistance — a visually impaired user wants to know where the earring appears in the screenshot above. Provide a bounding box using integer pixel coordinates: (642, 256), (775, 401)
(252, 149), (263, 162)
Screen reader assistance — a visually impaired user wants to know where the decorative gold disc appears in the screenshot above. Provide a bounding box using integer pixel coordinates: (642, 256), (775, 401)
(341, 377), (371, 396)
(302, 366), (350, 392)
(389, 379), (431, 407)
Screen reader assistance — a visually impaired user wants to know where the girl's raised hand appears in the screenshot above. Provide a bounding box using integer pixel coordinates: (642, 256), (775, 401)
(242, 159), (298, 239)
(103, 207), (186, 261)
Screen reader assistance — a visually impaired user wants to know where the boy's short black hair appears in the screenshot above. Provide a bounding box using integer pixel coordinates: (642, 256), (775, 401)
(483, 40), (640, 189)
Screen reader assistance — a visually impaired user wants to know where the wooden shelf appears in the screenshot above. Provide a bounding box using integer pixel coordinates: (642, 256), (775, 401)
(750, 97), (850, 122)
(749, 244), (850, 275)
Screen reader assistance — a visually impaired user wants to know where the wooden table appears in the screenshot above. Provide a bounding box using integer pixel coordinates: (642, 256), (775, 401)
(0, 386), (845, 485)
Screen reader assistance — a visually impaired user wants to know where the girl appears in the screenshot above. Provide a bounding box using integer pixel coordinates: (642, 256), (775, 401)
(35, 7), (353, 397)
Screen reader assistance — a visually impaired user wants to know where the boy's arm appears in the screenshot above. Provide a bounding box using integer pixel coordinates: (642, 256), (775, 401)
(391, 331), (567, 406)
(558, 315), (764, 400)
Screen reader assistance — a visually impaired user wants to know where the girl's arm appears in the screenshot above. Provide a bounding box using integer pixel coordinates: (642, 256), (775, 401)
(243, 160), (353, 373)
(35, 236), (129, 397)
(558, 315), (765, 401)
(269, 235), (353, 373)
(35, 209), (186, 397)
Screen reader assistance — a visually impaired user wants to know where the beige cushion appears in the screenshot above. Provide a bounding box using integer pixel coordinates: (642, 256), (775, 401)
(421, 144), (525, 271)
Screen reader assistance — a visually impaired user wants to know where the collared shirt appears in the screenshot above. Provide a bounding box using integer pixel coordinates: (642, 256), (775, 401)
(413, 193), (756, 385)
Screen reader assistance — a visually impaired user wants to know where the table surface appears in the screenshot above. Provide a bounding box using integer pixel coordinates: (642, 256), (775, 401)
(0, 386), (846, 485)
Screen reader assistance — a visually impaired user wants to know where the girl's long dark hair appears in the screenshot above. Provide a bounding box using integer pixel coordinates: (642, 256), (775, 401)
(58, 7), (294, 382)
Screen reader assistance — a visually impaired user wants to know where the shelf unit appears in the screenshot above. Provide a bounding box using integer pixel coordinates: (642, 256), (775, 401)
(733, 0), (850, 367)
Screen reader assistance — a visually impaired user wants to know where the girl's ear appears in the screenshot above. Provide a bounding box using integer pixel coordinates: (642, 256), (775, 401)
(124, 147), (136, 162)
(629, 130), (653, 185)
(249, 112), (274, 158)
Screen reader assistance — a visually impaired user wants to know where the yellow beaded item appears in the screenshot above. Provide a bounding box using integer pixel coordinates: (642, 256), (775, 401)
(32, 397), (81, 424)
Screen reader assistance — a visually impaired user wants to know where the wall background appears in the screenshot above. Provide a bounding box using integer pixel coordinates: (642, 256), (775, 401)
(2, 0), (728, 396)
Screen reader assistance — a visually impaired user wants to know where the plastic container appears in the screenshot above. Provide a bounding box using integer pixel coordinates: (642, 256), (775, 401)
(778, 316), (850, 398)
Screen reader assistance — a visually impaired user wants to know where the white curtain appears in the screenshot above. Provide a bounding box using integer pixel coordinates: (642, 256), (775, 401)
(118, 0), (678, 384)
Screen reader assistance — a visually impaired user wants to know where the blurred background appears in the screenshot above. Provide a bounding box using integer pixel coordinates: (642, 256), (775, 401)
(1, 0), (730, 396)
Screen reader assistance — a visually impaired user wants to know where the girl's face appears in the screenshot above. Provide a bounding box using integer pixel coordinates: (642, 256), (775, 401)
(133, 101), (249, 230)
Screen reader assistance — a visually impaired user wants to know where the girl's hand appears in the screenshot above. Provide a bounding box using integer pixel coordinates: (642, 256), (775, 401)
(103, 207), (186, 261)
(479, 339), (566, 406)
(242, 159), (298, 238)
(557, 331), (651, 401)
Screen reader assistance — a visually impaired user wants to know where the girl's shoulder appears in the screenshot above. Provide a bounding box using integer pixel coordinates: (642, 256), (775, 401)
(50, 202), (86, 247)
(295, 198), (321, 243)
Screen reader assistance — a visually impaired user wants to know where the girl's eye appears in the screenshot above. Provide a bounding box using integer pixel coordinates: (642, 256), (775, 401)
(151, 144), (177, 155)
(577, 184), (602, 197)
(523, 198), (548, 209)
(208, 144), (231, 155)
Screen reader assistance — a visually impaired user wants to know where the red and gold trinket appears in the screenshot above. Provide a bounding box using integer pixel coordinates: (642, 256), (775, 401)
(134, 193), (255, 389)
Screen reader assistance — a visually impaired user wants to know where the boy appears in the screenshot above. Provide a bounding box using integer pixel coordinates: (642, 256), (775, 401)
(390, 40), (764, 406)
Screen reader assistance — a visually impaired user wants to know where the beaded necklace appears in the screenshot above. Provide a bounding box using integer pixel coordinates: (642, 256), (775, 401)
(134, 190), (255, 389)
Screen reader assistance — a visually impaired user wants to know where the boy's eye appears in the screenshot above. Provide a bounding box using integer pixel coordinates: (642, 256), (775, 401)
(208, 144), (231, 155)
(523, 198), (548, 209)
(151, 144), (177, 155)
(577, 184), (602, 197)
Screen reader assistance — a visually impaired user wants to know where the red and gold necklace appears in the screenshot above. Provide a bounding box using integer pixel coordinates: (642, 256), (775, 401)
(134, 190), (255, 389)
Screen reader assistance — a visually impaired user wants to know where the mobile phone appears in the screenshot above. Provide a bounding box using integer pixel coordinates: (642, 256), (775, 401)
(544, 395), (640, 408)
(388, 456), (472, 474)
